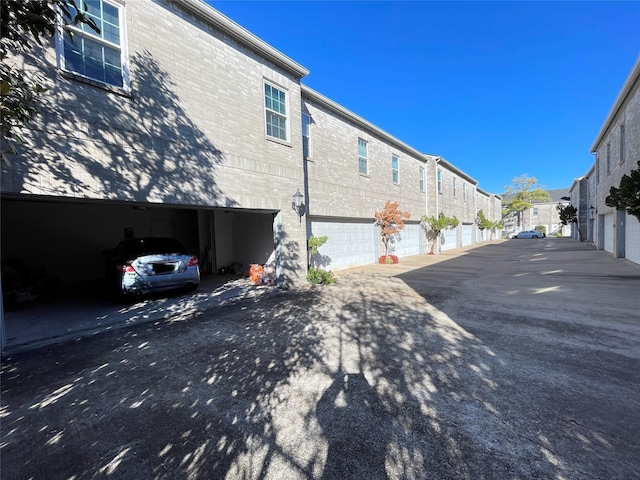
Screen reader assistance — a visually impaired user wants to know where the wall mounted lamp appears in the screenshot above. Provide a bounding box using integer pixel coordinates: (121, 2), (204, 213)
(589, 205), (595, 218)
(292, 189), (305, 223)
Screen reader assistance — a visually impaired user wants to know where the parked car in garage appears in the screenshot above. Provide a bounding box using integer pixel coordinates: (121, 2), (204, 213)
(512, 230), (545, 239)
(106, 237), (200, 296)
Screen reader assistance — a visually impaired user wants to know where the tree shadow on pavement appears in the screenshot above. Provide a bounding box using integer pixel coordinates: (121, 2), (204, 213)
(2, 240), (639, 479)
(316, 370), (390, 480)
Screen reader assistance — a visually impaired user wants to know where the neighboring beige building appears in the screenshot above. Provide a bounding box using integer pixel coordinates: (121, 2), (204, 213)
(587, 56), (640, 265)
(502, 188), (570, 236)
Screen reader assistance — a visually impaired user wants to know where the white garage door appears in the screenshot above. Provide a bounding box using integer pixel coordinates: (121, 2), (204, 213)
(462, 224), (474, 247)
(604, 213), (615, 253)
(393, 223), (421, 258)
(625, 213), (640, 265)
(310, 220), (376, 270)
(441, 226), (458, 252)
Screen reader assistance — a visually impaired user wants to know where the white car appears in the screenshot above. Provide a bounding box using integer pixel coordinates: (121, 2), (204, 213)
(106, 237), (200, 296)
(512, 230), (544, 239)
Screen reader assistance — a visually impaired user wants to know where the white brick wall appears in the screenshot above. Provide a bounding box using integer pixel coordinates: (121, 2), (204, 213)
(302, 98), (426, 221)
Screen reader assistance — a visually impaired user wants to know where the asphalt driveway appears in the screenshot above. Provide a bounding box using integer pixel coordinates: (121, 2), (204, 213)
(2, 238), (639, 479)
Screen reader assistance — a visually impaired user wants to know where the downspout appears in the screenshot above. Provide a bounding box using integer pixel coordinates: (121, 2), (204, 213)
(434, 157), (441, 253)
(434, 156), (441, 215)
(424, 157), (429, 254)
(424, 157), (429, 218)
(591, 152), (598, 248)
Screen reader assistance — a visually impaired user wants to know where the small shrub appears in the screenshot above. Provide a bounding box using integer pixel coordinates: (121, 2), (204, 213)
(378, 255), (399, 264)
(307, 266), (336, 285)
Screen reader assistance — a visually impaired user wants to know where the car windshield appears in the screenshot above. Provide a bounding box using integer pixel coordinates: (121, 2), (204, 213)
(119, 238), (186, 257)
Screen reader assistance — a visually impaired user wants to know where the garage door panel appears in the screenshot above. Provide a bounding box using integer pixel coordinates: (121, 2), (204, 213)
(462, 224), (474, 247)
(441, 226), (458, 251)
(393, 224), (421, 257)
(625, 213), (640, 265)
(311, 220), (375, 270)
(604, 214), (614, 253)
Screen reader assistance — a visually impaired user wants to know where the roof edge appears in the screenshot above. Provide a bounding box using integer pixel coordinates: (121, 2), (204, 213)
(590, 56), (640, 153)
(435, 156), (478, 185)
(301, 84), (427, 161)
(175, 0), (309, 78)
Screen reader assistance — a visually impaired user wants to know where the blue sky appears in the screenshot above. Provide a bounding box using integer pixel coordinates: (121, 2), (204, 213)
(210, 1), (639, 195)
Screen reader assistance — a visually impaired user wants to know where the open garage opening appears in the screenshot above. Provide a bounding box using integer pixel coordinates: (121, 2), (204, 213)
(1, 196), (278, 350)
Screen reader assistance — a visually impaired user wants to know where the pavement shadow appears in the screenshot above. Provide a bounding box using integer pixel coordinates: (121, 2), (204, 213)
(2, 239), (639, 479)
(317, 370), (391, 480)
(1, 286), (326, 479)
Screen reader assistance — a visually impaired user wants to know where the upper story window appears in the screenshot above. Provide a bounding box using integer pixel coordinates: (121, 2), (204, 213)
(358, 138), (368, 175)
(463, 183), (467, 201)
(620, 124), (625, 164)
(264, 82), (288, 141)
(533, 207), (539, 215)
(419, 166), (425, 192)
(452, 177), (457, 197)
(302, 113), (311, 159)
(437, 169), (442, 193)
(391, 155), (399, 184)
(606, 143), (611, 175)
(58, 0), (126, 88)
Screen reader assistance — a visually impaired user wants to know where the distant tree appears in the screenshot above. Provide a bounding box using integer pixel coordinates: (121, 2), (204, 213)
(1, 0), (98, 163)
(557, 204), (582, 240)
(422, 212), (459, 254)
(375, 201), (410, 260)
(606, 160), (640, 221)
(503, 174), (552, 229)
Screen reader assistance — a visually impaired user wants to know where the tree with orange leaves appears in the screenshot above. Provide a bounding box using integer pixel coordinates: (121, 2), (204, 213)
(374, 200), (410, 260)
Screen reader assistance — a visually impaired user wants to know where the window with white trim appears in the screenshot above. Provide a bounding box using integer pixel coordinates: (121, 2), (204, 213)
(358, 138), (368, 175)
(264, 82), (288, 141)
(302, 113), (311, 159)
(606, 143), (611, 174)
(437, 169), (442, 193)
(463, 183), (467, 201)
(391, 155), (399, 184)
(419, 166), (425, 192)
(452, 178), (457, 197)
(59, 0), (126, 88)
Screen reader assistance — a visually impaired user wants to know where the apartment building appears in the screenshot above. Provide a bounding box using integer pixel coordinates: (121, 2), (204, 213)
(430, 157), (481, 251)
(502, 188), (570, 236)
(586, 56), (640, 265)
(2, 0), (310, 291)
(1, 0), (503, 347)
